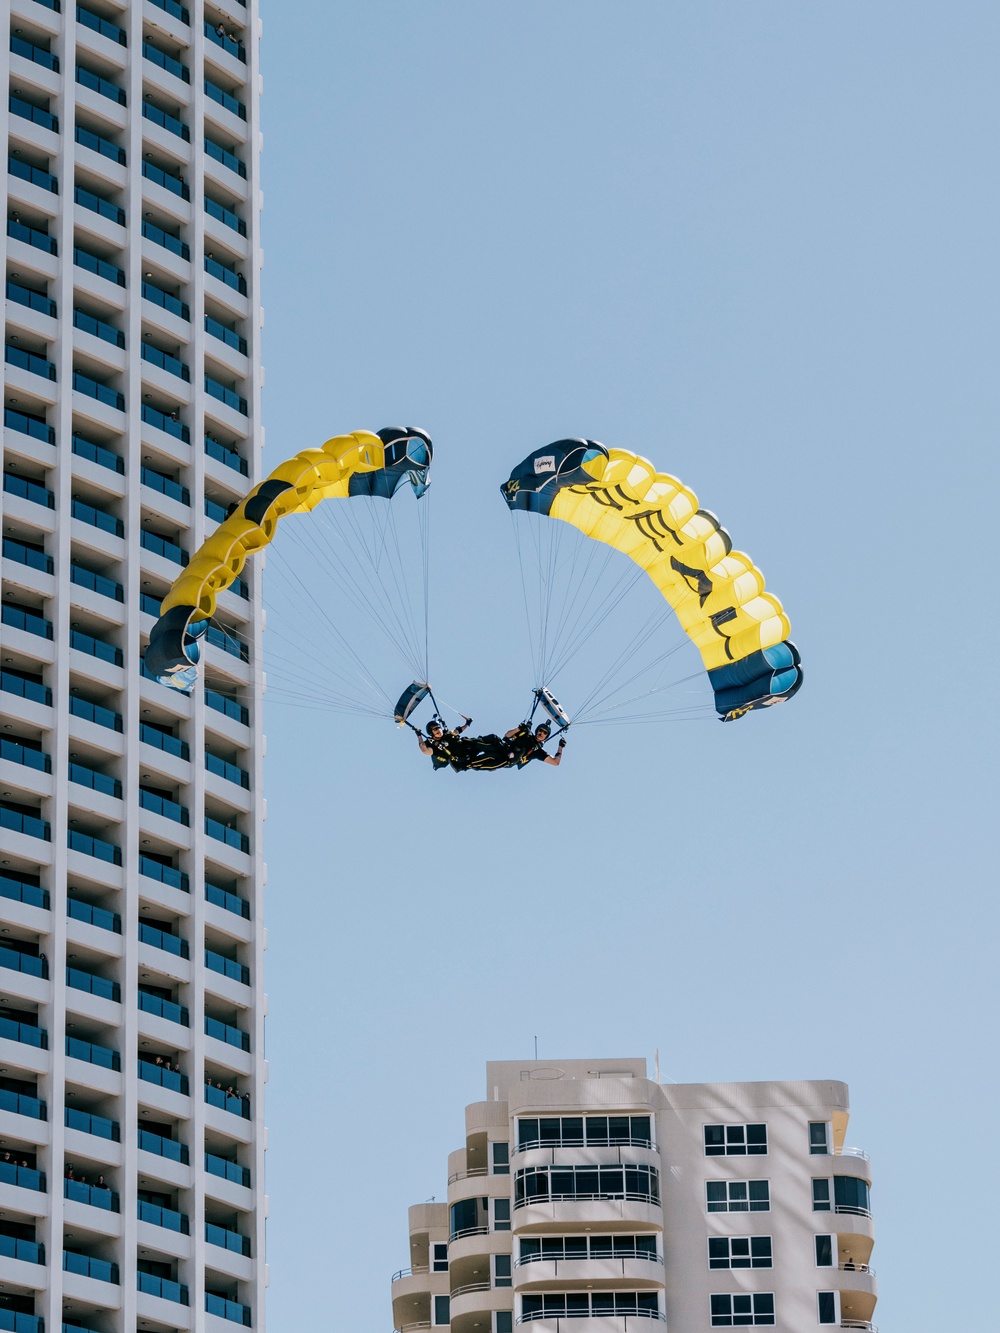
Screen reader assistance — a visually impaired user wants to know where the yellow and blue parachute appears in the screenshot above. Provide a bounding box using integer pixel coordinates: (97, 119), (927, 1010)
(145, 427), (432, 692)
(501, 440), (801, 722)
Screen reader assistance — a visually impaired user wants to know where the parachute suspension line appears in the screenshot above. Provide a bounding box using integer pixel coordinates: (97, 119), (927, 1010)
(263, 544), (396, 713)
(510, 513), (542, 686)
(418, 487), (432, 684)
(572, 604), (683, 721)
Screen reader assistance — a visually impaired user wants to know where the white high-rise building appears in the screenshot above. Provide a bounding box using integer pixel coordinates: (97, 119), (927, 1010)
(0, 0), (265, 1329)
(392, 1059), (876, 1333)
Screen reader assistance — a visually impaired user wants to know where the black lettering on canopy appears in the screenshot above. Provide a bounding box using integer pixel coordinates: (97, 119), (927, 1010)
(616, 508), (683, 551)
(710, 605), (739, 659)
(670, 557), (714, 606)
(567, 484), (625, 511)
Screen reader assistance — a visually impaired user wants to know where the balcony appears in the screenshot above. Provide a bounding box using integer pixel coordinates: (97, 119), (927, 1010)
(206, 881), (250, 919)
(73, 309), (125, 349)
(75, 125), (125, 166)
(150, 0), (190, 21)
(0, 1013), (47, 1048)
(139, 855), (189, 893)
(142, 279), (190, 321)
(143, 39), (190, 85)
(74, 246), (125, 288)
(138, 1057), (188, 1095)
(9, 95), (59, 134)
(0, 872), (48, 910)
(205, 1151), (249, 1188)
(143, 102), (190, 142)
(0, 943), (48, 979)
(142, 342), (190, 382)
(4, 345), (56, 382)
(69, 695), (123, 729)
(67, 830), (121, 865)
(205, 1083), (249, 1119)
(206, 79), (246, 120)
(76, 66), (126, 107)
(138, 1126), (188, 1164)
(205, 1293), (251, 1326)
(137, 1272), (188, 1304)
(0, 736), (50, 773)
(72, 433), (124, 473)
(11, 35), (59, 72)
(6, 407), (55, 444)
(140, 922), (188, 958)
(64, 1249), (119, 1284)
(66, 1034), (120, 1071)
(67, 965), (119, 1002)
(77, 6), (127, 47)
(205, 435), (248, 474)
(206, 1221), (251, 1257)
(7, 218), (56, 254)
(72, 496), (124, 536)
(0, 1233), (44, 1264)
(8, 157), (58, 194)
(141, 403), (190, 441)
(69, 762), (122, 801)
(140, 786), (189, 825)
(206, 1014), (249, 1052)
(1, 669), (51, 706)
(6, 281), (57, 319)
(0, 1157), (46, 1188)
(140, 528), (188, 565)
(205, 21), (246, 62)
(142, 219), (189, 260)
(3, 535), (52, 572)
(206, 195), (246, 237)
(205, 818), (249, 855)
(138, 1199), (189, 1233)
(0, 804), (50, 843)
(138, 989), (189, 1027)
(0, 1087), (45, 1119)
(142, 159), (189, 200)
(65, 1177), (119, 1212)
(65, 1108), (119, 1143)
(1, 604), (52, 639)
(72, 371), (124, 412)
(205, 256), (246, 296)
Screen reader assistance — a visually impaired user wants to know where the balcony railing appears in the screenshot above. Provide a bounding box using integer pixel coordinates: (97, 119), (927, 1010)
(150, 0), (190, 21)
(138, 1058), (188, 1095)
(72, 371), (125, 411)
(0, 1155), (46, 1186)
(205, 1294), (251, 1326)
(840, 1323), (877, 1332)
(143, 102), (189, 141)
(206, 194), (247, 236)
(206, 881), (250, 918)
(0, 1014), (47, 1048)
(65, 1177), (119, 1211)
(205, 1083), (250, 1118)
(73, 308), (125, 349)
(205, 315), (248, 356)
(206, 1222), (251, 1257)
(0, 944), (48, 978)
(70, 628), (123, 666)
(206, 1014), (249, 1051)
(0, 1087), (46, 1119)
(66, 1034), (119, 1070)
(8, 155), (58, 192)
(67, 829), (121, 865)
(205, 1151), (249, 1187)
(205, 78), (246, 119)
(835, 1147), (870, 1161)
(9, 95), (59, 133)
(205, 818), (250, 855)
(5, 345), (56, 381)
(141, 403), (189, 441)
(72, 433), (124, 472)
(143, 39), (190, 84)
(3, 536), (53, 572)
(76, 65), (125, 106)
(0, 805), (50, 841)
(0, 736), (50, 772)
(0, 872), (48, 910)
(1, 670), (51, 706)
(141, 219), (189, 259)
(205, 137), (246, 178)
(142, 342), (190, 381)
(142, 159), (189, 199)
(72, 495), (124, 535)
(142, 280), (190, 321)
(0, 1234), (43, 1264)
(64, 1249), (119, 1283)
(1, 605), (52, 639)
(6, 280), (56, 318)
(8, 219), (57, 253)
(76, 5), (127, 45)
(138, 1199), (189, 1233)
(205, 256), (246, 295)
(139, 1127), (188, 1163)
(11, 36), (59, 71)
(65, 1107), (119, 1141)
(67, 896), (121, 931)
(6, 407), (55, 442)
(140, 787), (189, 824)
(207, 751), (250, 786)
(69, 695), (123, 729)
(205, 436), (248, 474)
(139, 855), (189, 892)
(141, 528), (188, 565)
(137, 1272), (188, 1304)
(449, 1225), (489, 1241)
(138, 989), (189, 1026)
(75, 125), (125, 165)
(140, 922), (188, 957)
(517, 1315), (664, 1327)
(67, 966), (120, 1001)
(73, 247), (125, 287)
(69, 762), (122, 800)
(205, 21), (246, 61)
(140, 722), (189, 759)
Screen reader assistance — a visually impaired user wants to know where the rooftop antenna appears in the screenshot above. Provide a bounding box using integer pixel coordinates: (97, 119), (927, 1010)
(654, 1048), (660, 1083)
(534, 1036), (538, 1060)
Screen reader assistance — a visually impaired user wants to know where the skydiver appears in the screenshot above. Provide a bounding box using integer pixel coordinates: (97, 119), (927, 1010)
(417, 717), (473, 772)
(503, 720), (567, 768)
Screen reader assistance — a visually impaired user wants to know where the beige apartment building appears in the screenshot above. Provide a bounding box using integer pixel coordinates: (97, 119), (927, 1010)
(0, 0), (267, 1329)
(392, 1059), (876, 1333)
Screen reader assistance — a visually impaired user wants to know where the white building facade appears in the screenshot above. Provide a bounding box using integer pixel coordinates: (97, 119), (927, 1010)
(392, 1059), (876, 1333)
(0, 0), (266, 1329)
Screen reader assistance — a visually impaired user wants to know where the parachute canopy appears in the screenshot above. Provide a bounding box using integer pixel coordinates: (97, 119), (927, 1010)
(145, 427), (432, 692)
(502, 440), (801, 721)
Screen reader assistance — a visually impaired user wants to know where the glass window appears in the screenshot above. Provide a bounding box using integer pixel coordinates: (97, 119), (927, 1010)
(834, 1175), (871, 1214)
(708, 1236), (772, 1269)
(494, 1254), (512, 1288)
(493, 1198), (511, 1231)
(815, 1235), (833, 1267)
(812, 1179), (831, 1211)
(492, 1142), (510, 1175)
(705, 1123), (767, 1156)
(707, 1180), (770, 1213)
(810, 1122), (830, 1154)
(496, 1314), (513, 1333)
(562, 1117), (584, 1144)
(518, 1118), (538, 1150)
(432, 1243), (448, 1272)
(710, 1292), (775, 1326)
(818, 1292), (836, 1324)
(519, 1238), (541, 1263)
(433, 1295), (450, 1326)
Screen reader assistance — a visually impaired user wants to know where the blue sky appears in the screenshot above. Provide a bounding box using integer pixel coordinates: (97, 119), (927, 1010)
(256, 3), (998, 1328)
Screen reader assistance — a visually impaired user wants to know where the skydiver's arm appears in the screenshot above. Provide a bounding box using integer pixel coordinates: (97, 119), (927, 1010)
(417, 735), (433, 756)
(456, 716), (472, 734)
(504, 727), (521, 739)
(542, 738), (567, 767)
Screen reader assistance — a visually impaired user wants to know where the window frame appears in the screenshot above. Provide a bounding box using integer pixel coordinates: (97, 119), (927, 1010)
(706, 1179), (771, 1213)
(704, 1123), (768, 1156)
(809, 1121), (831, 1154)
(707, 1234), (773, 1269)
(709, 1292), (776, 1326)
